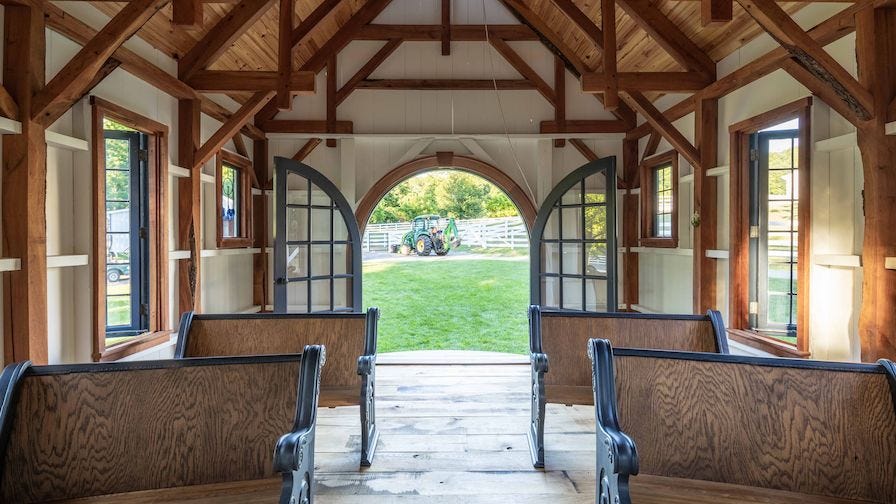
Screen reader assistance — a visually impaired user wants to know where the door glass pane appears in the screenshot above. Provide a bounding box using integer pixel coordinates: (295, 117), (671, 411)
(585, 205), (607, 240)
(561, 277), (583, 310)
(562, 243), (583, 275)
(585, 278), (607, 311)
(543, 208), (559, 240)
(287, 207), (308, 242)
(311, 208), (331, 241)
(541, 276), (560, 308)
(560, 207), (581, 240)
(586, 243), (608, 276)
(542, 243), (560, 275)
(287, 245), (308, 279)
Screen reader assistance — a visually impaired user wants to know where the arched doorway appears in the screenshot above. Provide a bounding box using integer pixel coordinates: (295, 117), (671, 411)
(359, 155), (535, 357)
(356, 153), (537, 235)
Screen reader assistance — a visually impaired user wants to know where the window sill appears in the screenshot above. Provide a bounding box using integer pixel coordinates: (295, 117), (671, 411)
(96, 330), (174, 362)
(217, 238), (254, 249)
(638, 238), (678, 248)
(727, 329), (809, 358)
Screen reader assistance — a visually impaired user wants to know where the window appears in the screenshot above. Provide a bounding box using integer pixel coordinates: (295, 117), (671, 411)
(92, 97), (170, 361)
(639, 151), (678, 248)
(728, 97), (810, 357)
(749, 123), (800, 343)
(103, 124), (149, 338)
(216, 150), (253, 248)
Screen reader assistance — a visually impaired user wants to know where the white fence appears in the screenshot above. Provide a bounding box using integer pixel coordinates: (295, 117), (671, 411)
(363, 216), (529, 252)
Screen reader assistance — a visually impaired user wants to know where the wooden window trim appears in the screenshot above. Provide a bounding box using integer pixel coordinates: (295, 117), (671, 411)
(91, 96), (170, 362)
(728, 97), (811, 356)
(639, 150), (679, 248)
(216, 150), (254, 248)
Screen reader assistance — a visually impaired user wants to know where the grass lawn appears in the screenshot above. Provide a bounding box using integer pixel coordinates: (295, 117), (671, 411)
(363, 256), (529, 354)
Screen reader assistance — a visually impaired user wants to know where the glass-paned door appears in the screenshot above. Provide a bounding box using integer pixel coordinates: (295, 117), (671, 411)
(274, 157), (361, 312)
(103, 128), (149, 336)
(749, 128), (800, 341)
(531, 158), (617, 312)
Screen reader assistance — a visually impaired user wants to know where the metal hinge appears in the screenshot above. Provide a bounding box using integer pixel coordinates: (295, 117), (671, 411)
(749, 301), (759, 315)
(749, 148), (758, 162)
(139, 227), (147, 239)
(138, 149), (149, 162)
(749, 225), (760, 238)
(140, 303), (149, 316)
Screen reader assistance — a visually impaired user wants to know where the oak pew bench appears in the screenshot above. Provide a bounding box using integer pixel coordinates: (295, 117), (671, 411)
(587, 338), (896, 504)
(0, 346), (326, 504)
(527, 305), (728, 467)
(176, 307), (380, 466)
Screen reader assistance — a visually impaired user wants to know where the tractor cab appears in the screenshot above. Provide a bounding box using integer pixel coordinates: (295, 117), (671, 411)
(400, 214), (461, 256)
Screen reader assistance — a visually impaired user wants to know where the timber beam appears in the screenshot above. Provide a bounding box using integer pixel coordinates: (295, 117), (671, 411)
(32, 0), (168, 127)
(277, 0), (295, 108)
(193, 91), (275, 169)
(177, 99), (201, 314)
(489, 38), (557, 106)
(290, 0), (341, 46)
(173, 0), (203, 28)
(582, 72), (715, 92)
(736, 0), (873, 122)
(622, 91), (700, 168)
(335, 39), (402, 106)
(354, 24), (538, 41)
(292, 138), (322, 161)
(185, 70), (316, 93)
(626, 2), (864, 140)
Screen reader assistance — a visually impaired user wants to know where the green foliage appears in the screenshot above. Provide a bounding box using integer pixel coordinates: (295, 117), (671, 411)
(369, 170), (519, 224)
(363, 257), (529, 353)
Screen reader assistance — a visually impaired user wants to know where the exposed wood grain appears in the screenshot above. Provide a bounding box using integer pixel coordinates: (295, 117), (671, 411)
(32, 0), (167, 127)
(1, 4), (47, 365)
(185, 70), (315, 92)
(184, 315), (366, 405)
(614, 353), (896, 502)
(355, 24), (538, 41)
(290, 0), (342, 46)
(702, 0), (733, 25)
(581, 71), (713, 92)
(736, 0), (872, 121)
(173, 0), (203, 29)
(177, 99), (202, 314)
(177, 0), (276, 79)
(693, 97), (718, 313)
(0, 84), (18, 119)
(1, 359), (301, 503)
(569, 139), (597, 162)
(623, 91), (700, 168)
(441, 0), (450, 55)
(856, 7), (896, 361)
(194, 91), (274, 169)
(621, 138), (639, 308)
(541, 314), (718, 402)
(291, 137), (321, 161)
(277, 0), (294, 108)
(300, 0), (394, 73)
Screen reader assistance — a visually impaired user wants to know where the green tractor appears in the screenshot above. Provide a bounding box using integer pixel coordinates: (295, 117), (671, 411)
(399, 215), (461, 256)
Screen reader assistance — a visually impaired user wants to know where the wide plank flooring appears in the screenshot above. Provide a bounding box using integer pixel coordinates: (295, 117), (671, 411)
(57, 361), (871, 503)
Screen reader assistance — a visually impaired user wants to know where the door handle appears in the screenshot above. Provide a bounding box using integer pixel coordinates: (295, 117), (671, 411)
(275, 277), (288, 285)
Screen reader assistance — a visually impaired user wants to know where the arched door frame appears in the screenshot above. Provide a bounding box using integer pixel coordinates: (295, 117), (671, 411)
(355, 153), (538, 234)
(274, 157), (363, 312)
(530, 157), (617, 310)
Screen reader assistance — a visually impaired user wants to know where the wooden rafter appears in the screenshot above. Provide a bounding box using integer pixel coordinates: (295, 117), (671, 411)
(489, 38), (556, 107)
(292, 138), (322, 161)
(0, 84), (18, 120)
(185, 70), (315, 92)
(617, 0), (716, 78)
(641, 131), (661, 163)
(178, 0), (275, 80)
(736, 0), (872, 121)
(31, 0), (167, 126)
(499, 0), (637, 127)
(232, 131), (249, 157)
(194, 91), (275, 169)
(355, 24), (537, 41)
(626, 2), (863, 140)
(622, 91), (700, 168)
(290, 0), (341, 46)
(582, 72), (713, 92)
(335, 38), (402, 106)
(300, 0), (394, 74)
(173, 0), (203, 28)
(570, 138), (598, 161)
(551, 0), (603, 47)
(277, 0), (295, 108)
(781, 59), (864, 128)
(441, 0), (450, 55)
(554, 56), (566, 148)
(601, 0), (618, 110)
(200, 97), (265, 140)
(702, 0), (733, 26)
(355, 79), (537, 90)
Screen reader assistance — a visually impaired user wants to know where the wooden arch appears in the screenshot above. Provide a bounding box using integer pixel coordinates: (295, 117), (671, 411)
(355, 153), (538, 234)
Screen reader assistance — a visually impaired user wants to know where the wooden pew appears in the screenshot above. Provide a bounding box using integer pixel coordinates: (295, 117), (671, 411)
(588, 338), (896, 504)
(176, 307), (380, 466)
(528, 305), (727, 467)
(0, 346), (326, 504)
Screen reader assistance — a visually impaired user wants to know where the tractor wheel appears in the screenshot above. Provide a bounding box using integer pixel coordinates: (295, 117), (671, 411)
(415, 235), (433, 256)
(435, 249), (449, 256)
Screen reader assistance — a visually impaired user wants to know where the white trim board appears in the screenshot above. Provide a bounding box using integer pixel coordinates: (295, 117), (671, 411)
(47, 254), (89, 268)
(631, 247), (694, 256)
(46, 130), (88, 151)
(814, 131), (856, 152)
(200, 248), (262, 258)
(0, 116), (22, 135)
(814, 254), (861, 268)
(0, 258), (21, 272)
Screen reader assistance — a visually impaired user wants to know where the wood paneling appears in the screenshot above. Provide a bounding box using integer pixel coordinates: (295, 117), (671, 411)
(185, 316), (365, 404)
(541, 314), (718, 395)
(1, 359), (301, 503)
(614, 353), (896, 502)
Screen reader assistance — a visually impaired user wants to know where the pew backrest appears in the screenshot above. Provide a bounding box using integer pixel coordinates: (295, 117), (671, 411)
(0, 352), (323, 503)
(176, 308), (377, 394)
(531, 306), (727, 392)
(608, 347), (896, 503)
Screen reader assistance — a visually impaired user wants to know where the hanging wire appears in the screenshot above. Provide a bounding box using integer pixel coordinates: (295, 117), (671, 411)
(480, 0), (537, 203)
